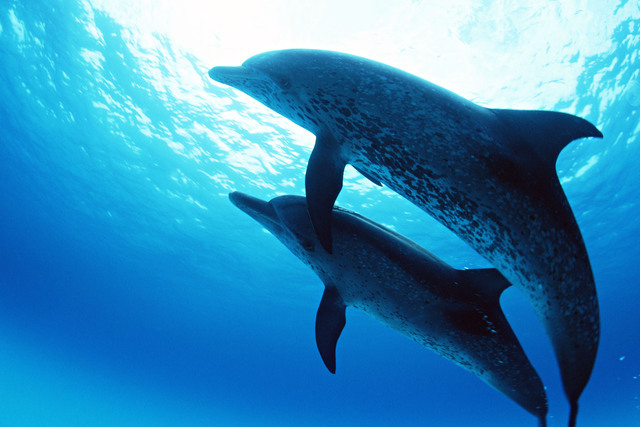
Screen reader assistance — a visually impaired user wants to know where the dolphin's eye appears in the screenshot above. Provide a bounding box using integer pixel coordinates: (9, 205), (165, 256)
(278, 78), (292, 91)
(295, 234), (314, 252)
(301, 239), (314, 252)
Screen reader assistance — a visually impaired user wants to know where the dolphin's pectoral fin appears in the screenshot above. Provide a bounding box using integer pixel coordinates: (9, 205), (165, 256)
(352, 165), (382, 186)
(491, 109), (603, 167)
(315, 286), (346, 374)
(306, 133), (346, 254)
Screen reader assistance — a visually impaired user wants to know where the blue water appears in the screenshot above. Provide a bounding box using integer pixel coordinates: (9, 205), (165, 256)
(1, 1), (639, 426)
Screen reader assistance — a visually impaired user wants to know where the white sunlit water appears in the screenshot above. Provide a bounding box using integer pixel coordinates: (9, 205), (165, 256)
(0, 1), (639, 426)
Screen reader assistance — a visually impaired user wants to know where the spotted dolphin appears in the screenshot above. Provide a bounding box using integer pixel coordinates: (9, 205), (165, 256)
(229, 191), (547, 425)
(209, 50), (600, 425)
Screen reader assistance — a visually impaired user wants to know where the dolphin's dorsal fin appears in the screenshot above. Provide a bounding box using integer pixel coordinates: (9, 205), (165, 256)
(446, 269), (513, 337)
(315, 286), (346, 374)
(306, 132), (346, 254)
(457, 268), (512, 302)
(491, 109), (603, 166)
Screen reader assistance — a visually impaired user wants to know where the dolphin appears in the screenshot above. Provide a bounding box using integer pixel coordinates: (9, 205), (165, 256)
(229, 191), (548, 425)
(209, 50), (601, 425)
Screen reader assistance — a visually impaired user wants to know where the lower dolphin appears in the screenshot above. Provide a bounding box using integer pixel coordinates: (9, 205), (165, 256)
(229, 191), (548, 425)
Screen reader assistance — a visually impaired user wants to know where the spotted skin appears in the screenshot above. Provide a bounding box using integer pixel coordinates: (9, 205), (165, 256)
(209, 50), (601, 424)
(229, 192), (548, 424)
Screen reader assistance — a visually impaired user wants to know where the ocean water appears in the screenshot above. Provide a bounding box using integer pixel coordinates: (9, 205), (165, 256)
(0, 1), (639, 426)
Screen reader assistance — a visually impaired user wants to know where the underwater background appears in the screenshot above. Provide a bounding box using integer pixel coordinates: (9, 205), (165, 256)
(0, 1), (639, 425)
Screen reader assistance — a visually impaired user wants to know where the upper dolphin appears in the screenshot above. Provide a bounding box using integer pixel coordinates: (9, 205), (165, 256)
(209, 49), (601, 425)
(229, 192), (548, 425)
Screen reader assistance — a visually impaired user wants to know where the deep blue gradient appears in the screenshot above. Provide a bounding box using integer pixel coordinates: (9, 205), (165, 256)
(1, 1), (639, 426)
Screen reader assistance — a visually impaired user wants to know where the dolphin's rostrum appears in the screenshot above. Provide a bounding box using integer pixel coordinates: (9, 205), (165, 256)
(229, 191), (548, 425)
(209, 50), (601, 426)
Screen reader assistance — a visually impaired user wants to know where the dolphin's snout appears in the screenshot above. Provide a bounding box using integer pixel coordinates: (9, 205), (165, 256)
(208, 66), (271, 87)
(228, 192), (281, 233)
(229, 191), (268, 214)
(208, 66), (241, 81)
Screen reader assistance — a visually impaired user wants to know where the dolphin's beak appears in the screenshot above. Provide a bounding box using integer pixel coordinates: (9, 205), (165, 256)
(229, 192), (282, 234)
(208, 66), (272, 88)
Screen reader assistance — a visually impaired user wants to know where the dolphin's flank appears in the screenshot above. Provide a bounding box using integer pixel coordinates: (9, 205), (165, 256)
(229, 191), (548, 425)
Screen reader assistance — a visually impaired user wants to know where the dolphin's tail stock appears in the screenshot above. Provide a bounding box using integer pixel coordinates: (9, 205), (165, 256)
(491, 107), (603, 426)
(568, 400), (578, 427)
(539, 414), (548, 427)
